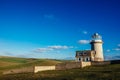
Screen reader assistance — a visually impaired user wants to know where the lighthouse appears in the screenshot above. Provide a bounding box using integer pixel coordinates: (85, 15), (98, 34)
(90, 33), (104, 61)
(75, 33), (104, 62)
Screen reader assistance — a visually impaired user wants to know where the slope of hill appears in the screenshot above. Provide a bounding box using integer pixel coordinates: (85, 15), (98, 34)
(0, 56), (62, 73)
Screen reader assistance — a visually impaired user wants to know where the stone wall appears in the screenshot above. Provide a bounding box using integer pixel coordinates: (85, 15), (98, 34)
(81, 61), (91, 68)
(34, 66), (56, 73)
(55, 62), (81, 70)
(3, 62), (82, 74)
(91, 61), (110, 66)
(3, 61), (112, 74)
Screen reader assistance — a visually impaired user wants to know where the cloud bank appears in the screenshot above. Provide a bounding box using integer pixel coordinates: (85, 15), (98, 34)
(113, 48), (120, 51)
(105, 55), (120, 60)
(48, 45), (73, 49)
(33, 45), (74, 53)
(78, 40), (90, 44)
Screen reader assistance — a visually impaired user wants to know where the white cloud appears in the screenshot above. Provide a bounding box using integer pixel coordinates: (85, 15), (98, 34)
(48, 45), (69, 49)
(33, 45), (74, 53)
(78, 40), (90, 44)
(106, 49), (110, 52)
(113, 48), (120, 51)
(118, 44), (120, 47)
(33, 48), (53, 53)
(111, 44), (120, 51)
(82, 31), (88, 34)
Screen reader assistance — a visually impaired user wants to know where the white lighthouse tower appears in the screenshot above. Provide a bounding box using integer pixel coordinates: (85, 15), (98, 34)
(90, 33), (104, 61)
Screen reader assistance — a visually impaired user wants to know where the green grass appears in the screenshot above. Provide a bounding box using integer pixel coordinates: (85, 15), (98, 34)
(0, 56), (120, 80)
(0, 57), (28, 63)
(0, 64), (120, 80)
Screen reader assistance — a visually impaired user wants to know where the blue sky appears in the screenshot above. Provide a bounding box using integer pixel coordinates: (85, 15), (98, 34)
(0, 0), (120, 60)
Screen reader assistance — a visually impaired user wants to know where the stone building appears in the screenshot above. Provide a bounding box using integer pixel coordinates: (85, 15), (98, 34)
(76, 33), (104, 62)
(76, 50), (95, 62)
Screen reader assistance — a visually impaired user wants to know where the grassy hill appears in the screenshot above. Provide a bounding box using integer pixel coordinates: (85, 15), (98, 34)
(0, 56), (62, 73)
(0, 64), (120, 80)
(0, 56), (120, 80)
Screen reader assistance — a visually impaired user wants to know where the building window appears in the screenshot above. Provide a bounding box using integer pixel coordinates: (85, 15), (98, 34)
(86, 57), (89, 61)
(86, 57), (90, 61)
(79, 58), (81, 61)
